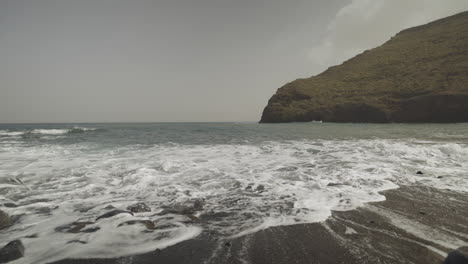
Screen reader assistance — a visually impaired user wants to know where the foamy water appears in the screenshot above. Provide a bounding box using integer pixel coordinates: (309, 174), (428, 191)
(0, 123), (467, 263)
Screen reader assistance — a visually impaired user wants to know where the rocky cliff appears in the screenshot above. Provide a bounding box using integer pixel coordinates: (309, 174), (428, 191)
(260, 11), (468, 123)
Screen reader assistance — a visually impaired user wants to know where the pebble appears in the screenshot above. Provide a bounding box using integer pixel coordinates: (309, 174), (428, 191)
(444, 246), (468, 264)
(127, 203), (151, 213)
(0, 240), (25, 263)
(255, 184), (265, 192)
(0, 210), (12, 230)
(118, 220), (155, 230)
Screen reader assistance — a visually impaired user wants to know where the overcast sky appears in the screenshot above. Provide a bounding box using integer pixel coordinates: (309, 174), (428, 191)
(1, 0), (468, 123)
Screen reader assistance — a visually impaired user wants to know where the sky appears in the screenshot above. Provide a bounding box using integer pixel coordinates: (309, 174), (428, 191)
(1, 0), (468, 123)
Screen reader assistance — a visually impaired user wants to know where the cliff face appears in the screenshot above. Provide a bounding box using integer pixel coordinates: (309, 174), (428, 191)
(260, 11), (468, 123)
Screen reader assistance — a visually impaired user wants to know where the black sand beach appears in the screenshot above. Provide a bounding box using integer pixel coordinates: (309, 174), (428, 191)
(51, 185), (468, 264)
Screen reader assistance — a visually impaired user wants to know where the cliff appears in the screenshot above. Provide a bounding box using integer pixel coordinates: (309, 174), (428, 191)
(260, 11), (468, 123)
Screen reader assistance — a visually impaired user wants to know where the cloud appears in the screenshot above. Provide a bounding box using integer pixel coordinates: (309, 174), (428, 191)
(309, 0), (468, 74)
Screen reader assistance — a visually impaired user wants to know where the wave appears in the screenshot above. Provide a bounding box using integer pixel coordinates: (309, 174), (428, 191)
(31, 129), (70, 135)
(0, 131), (24, 136)
(0, 138), (467, 263)
(67, 127), (98, 134)
(0, 127), (99, 137)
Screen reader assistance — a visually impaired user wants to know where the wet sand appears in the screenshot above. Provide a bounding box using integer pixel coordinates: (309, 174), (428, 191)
(52, 185), (468, 264)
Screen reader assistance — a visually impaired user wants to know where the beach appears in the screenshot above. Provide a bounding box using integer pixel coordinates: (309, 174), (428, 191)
(51, 185), (468, 264)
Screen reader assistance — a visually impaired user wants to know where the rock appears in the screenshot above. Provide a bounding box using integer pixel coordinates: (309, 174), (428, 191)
(77, 206), (95, 213)
(260, 11), (468, 123)
(160, 199), (205, 215)
(232, 181), (242, 188)
(103, 205), (115, 210)
(37, 206), (56, 214)
(127, 203), (151, 213)
(186, 214), (200, 222)
(0, 240), (25, 263)
(96, 210), (133, 221)
(416, 171), (424, 175)
(3, 203), (17, 208)
(192, 199), (204, 210)
(67, 240), (87, 244)
(200, 211), (232, 221)
(444, 246), (468, 264)
(311, 183), (322, 190)
(327, 183), (343, 187)
(277, 166), (298, 172)
(118, 220), (155, 229)
(55, 221), (95, 233)
(81, 227), (100, 233)
(438, 176), (444, 179)
(153, 223), (179, 230)
(255, 185), (265, 192)
(0, 210), (12, 230)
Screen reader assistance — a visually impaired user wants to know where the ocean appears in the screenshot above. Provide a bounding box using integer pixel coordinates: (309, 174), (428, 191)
(0, 122), (467, 263)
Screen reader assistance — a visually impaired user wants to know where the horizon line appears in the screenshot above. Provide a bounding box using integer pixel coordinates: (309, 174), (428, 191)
(0, 121), (260, 125)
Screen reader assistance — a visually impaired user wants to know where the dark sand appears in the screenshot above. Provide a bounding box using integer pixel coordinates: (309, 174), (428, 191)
(51, 186), (468, 264)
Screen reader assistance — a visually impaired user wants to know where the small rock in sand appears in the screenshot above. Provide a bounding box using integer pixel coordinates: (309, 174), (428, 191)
(444, 246), (468, 264)
(81, 227), (100, 233)
(416, 171), (424, 175)
(232, 181), (242, 188)
(96, 210), (134, 221)
(153, 223), (179, 230)
(127, 203), (151, 213)
(0, 210), (12, 230)
(118, 220), (155, 230)
(255, 184), (265, 192)
(185, 214), (200, 222)
(67, 240), (87, 244)
(200, 211), (232, 221)
(0, 240), (25, 263)
(159, 199), (204, 215)
(55, 221), (95, 233)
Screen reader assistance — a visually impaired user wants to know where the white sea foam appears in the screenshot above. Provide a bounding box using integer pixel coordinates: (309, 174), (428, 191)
(0, 139), (467, 263)
(0, 127), (97, 138)
(0, 131), (24, 136)
(31, 129), (70, 135)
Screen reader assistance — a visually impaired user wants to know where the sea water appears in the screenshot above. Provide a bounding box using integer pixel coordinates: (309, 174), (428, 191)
(0, 123), (467, 263)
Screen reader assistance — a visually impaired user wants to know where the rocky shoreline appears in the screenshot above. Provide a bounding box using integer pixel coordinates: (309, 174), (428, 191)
(27, 185), (465, 264)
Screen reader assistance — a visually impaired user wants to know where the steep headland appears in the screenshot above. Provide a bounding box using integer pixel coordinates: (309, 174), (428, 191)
(260, 11), (468, 123)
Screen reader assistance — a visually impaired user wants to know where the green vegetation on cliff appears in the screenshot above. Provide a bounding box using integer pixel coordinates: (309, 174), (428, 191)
(260, 11), (468, 123)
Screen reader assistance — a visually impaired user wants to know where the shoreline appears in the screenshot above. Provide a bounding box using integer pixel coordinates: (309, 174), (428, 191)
(50, 185), (468, 264)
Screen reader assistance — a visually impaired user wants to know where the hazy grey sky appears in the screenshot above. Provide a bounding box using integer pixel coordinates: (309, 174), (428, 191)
(1, 0), (468, 123)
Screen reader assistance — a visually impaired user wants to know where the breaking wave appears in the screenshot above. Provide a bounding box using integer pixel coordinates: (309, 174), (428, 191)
(0, 136), (467, 263)
(0, 127), (98, 137)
